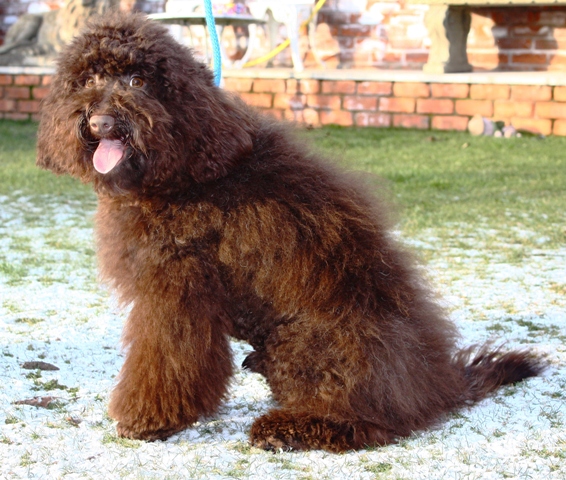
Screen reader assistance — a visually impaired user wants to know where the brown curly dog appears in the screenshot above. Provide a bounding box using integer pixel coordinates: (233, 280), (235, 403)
(37, 12), (546, 452)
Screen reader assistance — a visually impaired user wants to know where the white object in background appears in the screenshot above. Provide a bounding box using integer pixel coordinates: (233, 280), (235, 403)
(248, 1), (316, 71)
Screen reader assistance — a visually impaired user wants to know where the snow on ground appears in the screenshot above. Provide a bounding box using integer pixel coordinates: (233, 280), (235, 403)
(0, 195), (564, 479)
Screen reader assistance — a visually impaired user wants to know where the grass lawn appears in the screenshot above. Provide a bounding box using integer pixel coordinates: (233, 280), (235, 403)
(308, 126), (566, 245)
(0, 119), (565, 479)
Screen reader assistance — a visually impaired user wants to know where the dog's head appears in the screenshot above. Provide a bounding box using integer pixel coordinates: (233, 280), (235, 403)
(37, 12), (256, 195)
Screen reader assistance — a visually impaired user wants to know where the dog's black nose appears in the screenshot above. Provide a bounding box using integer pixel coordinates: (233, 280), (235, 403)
(89, 114), (115, 135)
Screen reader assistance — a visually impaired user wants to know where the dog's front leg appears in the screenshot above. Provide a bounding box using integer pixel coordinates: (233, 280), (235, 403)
(108, 260), (233, 441)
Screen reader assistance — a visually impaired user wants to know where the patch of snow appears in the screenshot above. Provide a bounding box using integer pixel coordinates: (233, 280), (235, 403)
(1, 195), (565, 479)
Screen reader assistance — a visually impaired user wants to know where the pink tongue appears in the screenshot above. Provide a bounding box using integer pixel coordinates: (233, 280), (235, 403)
(93, 139), (126, 174)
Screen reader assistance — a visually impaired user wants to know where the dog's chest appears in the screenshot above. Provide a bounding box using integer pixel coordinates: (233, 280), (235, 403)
(96, 198), (225, 269)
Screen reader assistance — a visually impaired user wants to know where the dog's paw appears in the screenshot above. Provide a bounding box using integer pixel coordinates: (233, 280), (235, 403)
(251, 434), (299, 452)
(116, 422), (186, 442)
(249, 412), (310, 452)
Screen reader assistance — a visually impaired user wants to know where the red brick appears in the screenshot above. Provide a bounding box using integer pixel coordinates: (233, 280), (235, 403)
(552, 119), (566, 136)
(343, 95), (378, 111)
(511, 25), (547, 36)
(307, 94), (342, 110)
(266, 109), (284, 120)
(455, 99), (493, 117)
(497, 38), (532, 49)
(319, 110), (353, 126)
(273, 93), (306, 110)
(511, 53), (549, 65)
(0, 75), (13, 86)
(338, 25), (372, 37)
(511, 118), (552, 136)
(417, 98), (454, 114)
(468, 52), (507, 68)
(393, 82), (430, 98)
(224, 78), (253, 92)
(431, 83), (469, 99)
(534, 39), (559, 50)
(283, 109), (300, 122)
(303, 108), (320, 126)
(321, 80), (356, 94)
(286, 79), (299, 93)
(354, 112), (391, 128)
(535, 101), (566, 119)
(431, 115), (469, 131)
(554, 86), (566, 101)
(41, 76), (53, 86)
(287, 79), (319, 94)
(252, 79), (286, 93)
(393, 114), (429, 129)
(470, 84), (510, 100)
(405, 53), (429, 65)
(4, 112), (30, 121)
(493, 100), (533, 118)
(14, 75), (41, 86)
(379, 97), (415, 113)
(239, 92), (273, 108)
(388, 37), (423, 50)
(511, 85), (552, 101)
(357, 81), (392, 96)
(382, 52), (402, 63)
(18, 100), (41, 113)
(539, 10), (566, 26)
(549, 54), (566, 70)
(5, 86), (30, 100)
(0, 99), (16, 112)
(32, 86), (51, 100)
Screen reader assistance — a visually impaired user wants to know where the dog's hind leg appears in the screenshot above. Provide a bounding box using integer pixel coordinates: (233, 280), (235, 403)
(245, 314), (398, 452)
(250, 410), (395, 452)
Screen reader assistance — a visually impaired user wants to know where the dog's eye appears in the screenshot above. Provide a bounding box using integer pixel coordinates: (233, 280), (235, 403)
(129, 76), (144, 88)
(85, 76), (96, 88)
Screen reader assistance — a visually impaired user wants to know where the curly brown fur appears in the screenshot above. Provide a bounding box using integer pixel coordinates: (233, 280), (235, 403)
(36, 12), (547, 452)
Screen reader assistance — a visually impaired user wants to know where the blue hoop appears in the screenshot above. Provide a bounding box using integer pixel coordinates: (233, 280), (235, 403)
(203, 0), (222, 87)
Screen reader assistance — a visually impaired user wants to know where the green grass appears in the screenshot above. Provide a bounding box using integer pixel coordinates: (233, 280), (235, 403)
(0, 120), (91, 198)
(1, 120), (565, 250)
(306, 126), (566, 246)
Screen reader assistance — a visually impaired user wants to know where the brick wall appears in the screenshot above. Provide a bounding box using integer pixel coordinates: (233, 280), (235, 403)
(0, 70), (51, 120)
(468, 7), (566, 71)
(3, 68), (566, 135)
(223, 74), (566, 135)
(316, 3), (566, 72)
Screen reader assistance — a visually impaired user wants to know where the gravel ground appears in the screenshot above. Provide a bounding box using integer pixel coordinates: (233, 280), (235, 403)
(1, 195), (564, 480)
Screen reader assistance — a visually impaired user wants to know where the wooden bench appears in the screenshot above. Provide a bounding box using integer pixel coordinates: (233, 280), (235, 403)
(408, 0), (566, 73)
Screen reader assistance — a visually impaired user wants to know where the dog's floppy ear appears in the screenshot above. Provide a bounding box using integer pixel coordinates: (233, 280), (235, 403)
(36, 75), (91, 181)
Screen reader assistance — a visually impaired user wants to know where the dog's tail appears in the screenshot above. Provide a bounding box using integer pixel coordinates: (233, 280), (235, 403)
(454, 344), (548, 403)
